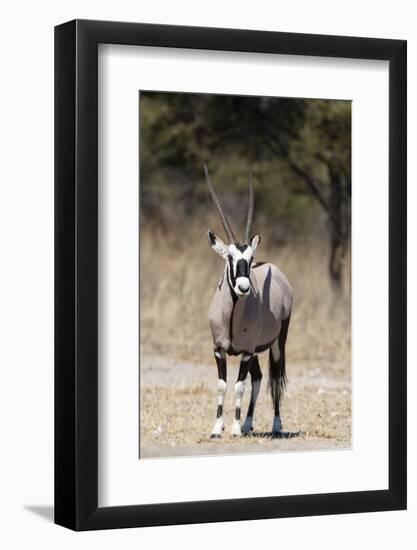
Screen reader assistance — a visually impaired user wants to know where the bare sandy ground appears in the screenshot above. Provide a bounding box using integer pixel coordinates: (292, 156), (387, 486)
(140, 350), (351, 459)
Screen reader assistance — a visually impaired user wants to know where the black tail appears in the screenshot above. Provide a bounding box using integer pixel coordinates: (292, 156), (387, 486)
(268, 316), (290, 408)
(268, 348), (287, 405)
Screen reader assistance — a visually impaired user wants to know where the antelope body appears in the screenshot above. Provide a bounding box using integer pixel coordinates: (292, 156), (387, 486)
(205, 164), (293, 438)
(209, 261), (292, 356)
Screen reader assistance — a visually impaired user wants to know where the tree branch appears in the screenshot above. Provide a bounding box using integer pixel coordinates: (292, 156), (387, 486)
(261, 130), (330, 213)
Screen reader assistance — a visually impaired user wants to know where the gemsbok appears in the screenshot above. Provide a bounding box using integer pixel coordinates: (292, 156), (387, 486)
(205, 164), (293, 438)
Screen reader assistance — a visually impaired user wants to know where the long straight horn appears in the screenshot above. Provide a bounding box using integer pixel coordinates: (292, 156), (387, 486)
(245, 172), (254, 243)
(204, 162), (237, 244)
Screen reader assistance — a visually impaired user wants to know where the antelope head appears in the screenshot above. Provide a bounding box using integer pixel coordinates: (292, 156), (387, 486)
(205, 163), (261, 298)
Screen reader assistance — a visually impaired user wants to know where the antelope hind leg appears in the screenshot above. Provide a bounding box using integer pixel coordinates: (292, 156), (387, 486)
(270, 317), (290, 437)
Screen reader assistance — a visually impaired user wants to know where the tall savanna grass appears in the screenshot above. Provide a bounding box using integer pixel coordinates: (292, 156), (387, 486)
(140, 218), (351, 370)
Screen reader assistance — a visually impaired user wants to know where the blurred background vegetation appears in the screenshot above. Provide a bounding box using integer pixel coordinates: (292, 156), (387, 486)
(139, 92), (352, 450)
(140, 91), (351, 287)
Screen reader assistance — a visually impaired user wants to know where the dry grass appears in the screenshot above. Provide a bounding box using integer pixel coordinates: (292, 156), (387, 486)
(139, 221), (351, 457)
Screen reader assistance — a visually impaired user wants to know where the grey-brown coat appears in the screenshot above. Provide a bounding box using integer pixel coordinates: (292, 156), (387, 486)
(209, 261), (293, 356)
(204, 164), (293, 438)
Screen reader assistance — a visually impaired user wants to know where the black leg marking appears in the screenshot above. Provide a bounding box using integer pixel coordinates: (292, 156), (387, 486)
(214, 350), (226, 420)
(237, 355), (252, 381)
(215, 350), (227, 382)
(246, 356), (262, 419)
(211, 350), (227, 439)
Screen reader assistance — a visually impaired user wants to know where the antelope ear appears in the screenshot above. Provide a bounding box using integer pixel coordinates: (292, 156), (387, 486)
(250, 234), (261, 251)
(207, 229), (228, 258)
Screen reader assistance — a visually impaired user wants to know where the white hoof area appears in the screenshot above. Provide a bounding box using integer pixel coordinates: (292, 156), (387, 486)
(211, 419), (224, 438)
(231, 421), (242, 437)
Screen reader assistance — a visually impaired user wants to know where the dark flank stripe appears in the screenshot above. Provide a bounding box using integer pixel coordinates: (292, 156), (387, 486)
(227, 338), (278, 357)
(254, 338), (278, 354)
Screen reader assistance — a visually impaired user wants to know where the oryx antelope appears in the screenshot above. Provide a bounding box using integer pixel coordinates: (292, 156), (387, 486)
(205, 164), (293, 438)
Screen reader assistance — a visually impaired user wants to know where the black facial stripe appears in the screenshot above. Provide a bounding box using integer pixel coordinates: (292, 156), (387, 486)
(236, 259), (249, 278)
(235, 244), (248, 253)
(226, 261), (238, 302)
(228, 256), (236, 287)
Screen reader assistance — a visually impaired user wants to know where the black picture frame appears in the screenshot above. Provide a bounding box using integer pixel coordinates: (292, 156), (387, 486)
(55, 19), (407, 531)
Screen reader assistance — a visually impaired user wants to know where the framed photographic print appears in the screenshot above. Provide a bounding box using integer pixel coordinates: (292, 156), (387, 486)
(55, 20), (407, 530)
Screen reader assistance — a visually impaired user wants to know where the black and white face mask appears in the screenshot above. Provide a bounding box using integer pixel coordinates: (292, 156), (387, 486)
(207, 231), (261, 297)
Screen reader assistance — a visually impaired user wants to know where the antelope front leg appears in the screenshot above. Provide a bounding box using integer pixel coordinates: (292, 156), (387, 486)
(211, 349), (227, 438)
(231, 353), (252, 437)
(242, 355), (262, 434)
